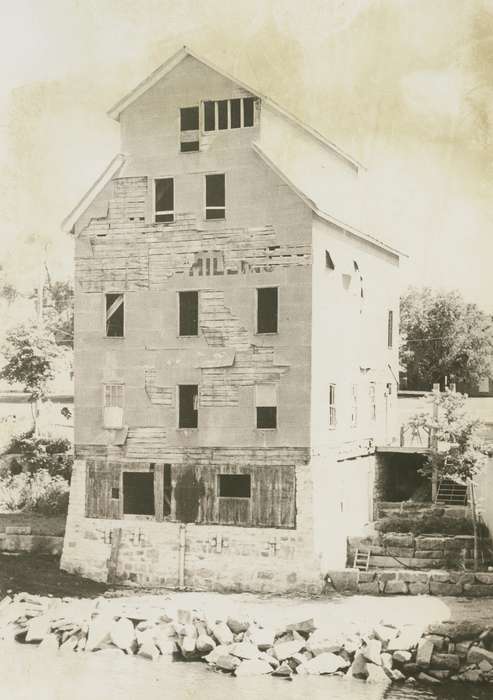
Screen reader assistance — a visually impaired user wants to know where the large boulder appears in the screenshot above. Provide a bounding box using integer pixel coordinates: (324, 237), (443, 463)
(300, 652), (349, 675)
(231, 642), (260, 660)
(227, 616), (250, 635)
(361, 639), (382, 665)
(25, 614), (52, 643)
(110, 617), (135, 651)
(273, 639), (305, 661)
(235, 659), (272, 676)
(212, 622), (234, 646)
(86, 615), (115, 652)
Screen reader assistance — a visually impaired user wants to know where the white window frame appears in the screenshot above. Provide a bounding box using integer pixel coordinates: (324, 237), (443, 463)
(202, 97), (256, 133)
(204, 172), (226, 220)
(329, 384), (337, 428)
(255, 384), (278, 430)
(103, 383), (125, 408)
(154, 177), (174, 223)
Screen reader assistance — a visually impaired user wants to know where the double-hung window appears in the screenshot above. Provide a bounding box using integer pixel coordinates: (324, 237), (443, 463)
(155, 178), (174, 223)
(256, 384), (277, 429)
(205, 174), (225, 220)
(105, 293), (124, 337)
(256, 287), (278, 334)
(180, 106), (199, 152)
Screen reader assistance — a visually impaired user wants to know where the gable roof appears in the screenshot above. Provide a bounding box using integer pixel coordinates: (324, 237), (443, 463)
(107, 45), (363, 171)
(252, 143), (404, 259)
(61, 153), (126, 234)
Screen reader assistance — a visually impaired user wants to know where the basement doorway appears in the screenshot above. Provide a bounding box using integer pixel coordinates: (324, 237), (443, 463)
(376, 452), (430, 503)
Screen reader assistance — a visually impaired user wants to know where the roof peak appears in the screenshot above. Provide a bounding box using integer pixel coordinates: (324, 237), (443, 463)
(107, 45), (363, 171)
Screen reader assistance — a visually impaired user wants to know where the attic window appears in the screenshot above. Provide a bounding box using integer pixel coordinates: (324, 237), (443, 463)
(180, 106), (199, 152)
(203, 97), (256, 132)
(325, 251), (335, 270)
(105, 293), (124, 337)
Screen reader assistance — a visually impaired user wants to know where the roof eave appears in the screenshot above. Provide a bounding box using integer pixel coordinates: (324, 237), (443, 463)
(252, 142), (406, 260)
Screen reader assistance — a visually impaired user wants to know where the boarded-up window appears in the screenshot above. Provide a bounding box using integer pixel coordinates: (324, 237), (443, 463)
(179, 291), (198, 336)
(192, 464), (296, 528)
(230, 98), (241, 128)
(178, 385), (198, 428)
(257, 287), (278, 334)
(86, 460), (121, 519)
(255, 384), (277, 429)
(204, 100), (215, 131)
(105, 293), (124, 337)
(155, 178), (174, 223)
(205, 174), (225, 220)
(123, 472), (154, 515)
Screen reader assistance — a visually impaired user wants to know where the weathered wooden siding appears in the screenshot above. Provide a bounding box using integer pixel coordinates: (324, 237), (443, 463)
(84, 454), (299, 528)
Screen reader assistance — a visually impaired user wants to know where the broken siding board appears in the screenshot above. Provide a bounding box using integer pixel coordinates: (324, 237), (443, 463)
(154, 463), (164, 522)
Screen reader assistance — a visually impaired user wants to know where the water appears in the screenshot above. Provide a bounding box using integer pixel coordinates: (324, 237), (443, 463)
(0, 645), (489, 700)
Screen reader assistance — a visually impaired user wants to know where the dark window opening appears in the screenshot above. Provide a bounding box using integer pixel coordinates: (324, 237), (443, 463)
(218, 100), (228, 129)
(257, 287), (278, 334)
(230, 98), (241, 128)
(218, 473), (251, 498)
(179, 291), (199, 336)
(256, 406), (277, 429)
(204, 100), (215, 131)
(111, 487), (119, 500)
(205, 173), (225, 219)
(180, 106), (199, 131)
(163, 464), (172, 517)
(105, 293), (124, 337)
(155, 178), (174, 223)
(388, 310), (394, 348)
(325, 251), (335, 269)
(181, 141), (199, 152)
(179, 384), (198, 428)
(243, 97), (255, 127)
(123, 472), (154, 515)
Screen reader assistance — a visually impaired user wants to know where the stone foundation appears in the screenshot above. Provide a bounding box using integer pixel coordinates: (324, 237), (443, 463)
(327, 568), (493, 596)
(61, 458), (324, 595)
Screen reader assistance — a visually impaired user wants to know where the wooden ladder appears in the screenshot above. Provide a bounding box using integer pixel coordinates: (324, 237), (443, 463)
(435, 478), (468, 506)
(353, 548), (371, 572)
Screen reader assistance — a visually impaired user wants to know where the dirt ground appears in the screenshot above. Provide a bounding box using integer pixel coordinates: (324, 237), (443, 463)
(1, 553), (493, 631)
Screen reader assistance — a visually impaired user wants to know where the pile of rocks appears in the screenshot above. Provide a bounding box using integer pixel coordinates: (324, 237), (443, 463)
(0, 593), (492, 684)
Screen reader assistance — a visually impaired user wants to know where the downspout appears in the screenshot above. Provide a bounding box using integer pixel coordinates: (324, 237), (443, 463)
(178, 523), (186, 590)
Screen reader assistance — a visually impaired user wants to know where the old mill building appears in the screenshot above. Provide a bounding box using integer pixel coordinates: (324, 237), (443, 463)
(61, 47), (402, 593)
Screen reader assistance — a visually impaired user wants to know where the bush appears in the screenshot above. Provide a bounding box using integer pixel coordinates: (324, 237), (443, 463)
(4, 431), (73, 480)
(0, 470), (69, 515)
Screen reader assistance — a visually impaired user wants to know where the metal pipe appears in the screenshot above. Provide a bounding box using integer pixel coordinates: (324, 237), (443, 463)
(178, 523), (186, 590)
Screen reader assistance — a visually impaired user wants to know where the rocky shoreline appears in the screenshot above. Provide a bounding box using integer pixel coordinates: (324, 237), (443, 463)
(1, 592), (493, 686)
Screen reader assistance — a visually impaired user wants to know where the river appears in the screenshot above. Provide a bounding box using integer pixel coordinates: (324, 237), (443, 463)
(1, 643), (490, 700)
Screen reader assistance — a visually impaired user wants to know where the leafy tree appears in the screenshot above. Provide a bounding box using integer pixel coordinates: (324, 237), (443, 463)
(400, 287), (493, 390)
(408, 390), (487, 568)
(0, 324), (59, 433)
(32, 277), (74, 347)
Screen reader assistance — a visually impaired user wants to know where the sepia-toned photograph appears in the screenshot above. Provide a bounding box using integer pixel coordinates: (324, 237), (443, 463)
(0, 1), (492, 698)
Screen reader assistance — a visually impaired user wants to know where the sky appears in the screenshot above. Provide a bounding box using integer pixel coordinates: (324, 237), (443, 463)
(0, 0), (492, 309)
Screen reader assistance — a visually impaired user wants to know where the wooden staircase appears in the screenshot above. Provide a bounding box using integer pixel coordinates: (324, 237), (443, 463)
(435, 478), (468, 506)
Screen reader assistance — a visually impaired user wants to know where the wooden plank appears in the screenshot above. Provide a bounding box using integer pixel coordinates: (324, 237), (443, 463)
(154, 463), (164, 522)
(107, 528), (122, 584)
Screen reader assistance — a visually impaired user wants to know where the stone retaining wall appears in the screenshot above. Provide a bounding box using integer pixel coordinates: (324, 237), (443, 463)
(348, 532), (475, 570)
(327, 568), (493, 596)
(0, 527), (62, 556)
